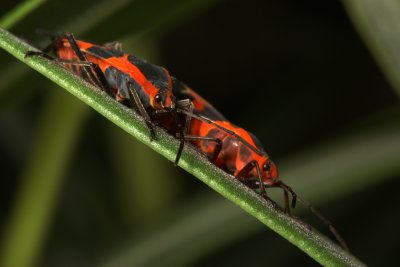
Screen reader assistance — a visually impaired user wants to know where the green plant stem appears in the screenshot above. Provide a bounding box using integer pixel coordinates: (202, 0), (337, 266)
(99, 107), (400, 267)
(0, 28), (365, 267)
(0, 0), (46, 29)
(0, 0), (134, 109)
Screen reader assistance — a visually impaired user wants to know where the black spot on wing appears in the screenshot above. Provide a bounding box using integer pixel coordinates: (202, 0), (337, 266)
(202, 128), (220, 150)
(222, 136), (240, 174)
(87, 45), (124, 59)
(105, 67), (117, 88)
(127, 55), (170, 89)
(239, 144), (252, 162)
(105, 66), (150, 108)
(202, 104), (226, 121)
(172, 78), (193, 100)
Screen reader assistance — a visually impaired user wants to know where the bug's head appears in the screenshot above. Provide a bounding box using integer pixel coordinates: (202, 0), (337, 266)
(261, 159), (279, 186)
(153, 87), (173, 109)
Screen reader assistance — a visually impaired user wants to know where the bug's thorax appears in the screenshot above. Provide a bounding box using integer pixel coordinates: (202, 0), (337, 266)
(55, 38), (175, 110)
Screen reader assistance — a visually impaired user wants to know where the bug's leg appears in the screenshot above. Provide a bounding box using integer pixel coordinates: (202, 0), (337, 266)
(276, 181), (349, 251)
(273, 181), (293, 214)
(242, 180), (279, 209)
(84, 61), (113, 96)
(25, 36), (113, 97)
(283, 190), (291, 215)
(25, 52), (97, 70)
(64, 33), (113, 96)
(31, 31), (112, 96)
(276, 181), (306, 220)
(237, 161), (266, 196)
(174, 100), (194, 165)
(25, 52), (114, 97)
(26, 30), (64, 55)
(25, 42), (58, 56)
(25, 32), (65, 57)
(238, 161), (280, 209)
(175, 101), (226, 163)
(25, 50), (56, 60)
(276, 181), (297, 209)
(146, 99), (194, 164)
(126, 82), (157, 141)
(298, 196), (349, 251)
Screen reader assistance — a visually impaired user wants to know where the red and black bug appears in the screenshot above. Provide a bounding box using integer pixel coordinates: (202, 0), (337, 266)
(169, 79), (349, 250)
(171, 79), (286, 200)
(26, 32), (178, 139)
(26, 32), (348, 250)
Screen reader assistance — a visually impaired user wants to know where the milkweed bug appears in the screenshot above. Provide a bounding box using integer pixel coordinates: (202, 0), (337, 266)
(169, 79), (349, 251)
(25, 31), (179, 140)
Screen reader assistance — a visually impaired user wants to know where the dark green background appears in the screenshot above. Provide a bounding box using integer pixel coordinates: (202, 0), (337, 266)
(1, 0), (398, 266)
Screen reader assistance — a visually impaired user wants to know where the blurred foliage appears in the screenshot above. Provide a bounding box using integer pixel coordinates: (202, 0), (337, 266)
(343, 0), (400, 97)
(0, 0), (399, 267)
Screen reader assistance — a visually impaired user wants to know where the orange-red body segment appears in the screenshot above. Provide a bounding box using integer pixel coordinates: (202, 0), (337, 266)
(55, 38), (173, 109)
(171, 80), (279, 186)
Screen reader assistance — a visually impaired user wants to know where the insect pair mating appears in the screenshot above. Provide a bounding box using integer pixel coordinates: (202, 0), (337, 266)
(26, 31), (349, 251)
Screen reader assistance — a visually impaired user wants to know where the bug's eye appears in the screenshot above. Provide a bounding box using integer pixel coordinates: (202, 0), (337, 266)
(155, 94), (162, 103)
(262, 162), (270, 171)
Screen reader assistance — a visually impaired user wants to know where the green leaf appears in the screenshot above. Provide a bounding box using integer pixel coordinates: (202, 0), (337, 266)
(0, 28), (365, 267)
(0, 90), (90, 267)
(0, 0), (46, 29)
(343, 0), (400, 97)
(0, 0), (136, 109)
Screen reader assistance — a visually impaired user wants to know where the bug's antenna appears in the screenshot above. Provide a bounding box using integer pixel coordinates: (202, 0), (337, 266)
(277, 181), (349, 251)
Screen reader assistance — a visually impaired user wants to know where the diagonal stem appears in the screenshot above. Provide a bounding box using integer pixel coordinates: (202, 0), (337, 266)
(0, 27), (365, 267)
